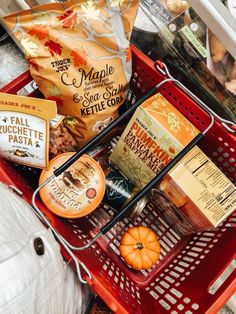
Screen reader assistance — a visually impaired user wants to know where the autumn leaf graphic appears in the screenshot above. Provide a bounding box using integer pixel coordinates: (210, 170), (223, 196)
(168, 147), (176, 155)
(70, 49), (87, 66)
(81, 1), (100, 19)
(28, 58), (40, 72)
(167, 112), (181, 132)
(45, 40), (62, 56)
(125, 47), (131, 62)
(28, 26), (48, 40)
(58, 10), (77, 28)
(110, 0), (125, 7)
(21, 38), (38, 57)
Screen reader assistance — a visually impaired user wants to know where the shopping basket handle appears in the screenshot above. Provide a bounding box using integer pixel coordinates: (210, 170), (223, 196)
(32, 70), (217, 253)
(53, 78), (173, 177)
(36, 131), (206, 254)
(155, 61), (236, 133)
(53, 61), (235, 178)
(100, 132), (204, 234)
(56, 130), (208, 252)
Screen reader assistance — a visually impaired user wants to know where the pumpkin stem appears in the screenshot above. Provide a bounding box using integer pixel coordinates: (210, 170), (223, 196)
(136, 242), (144, 250)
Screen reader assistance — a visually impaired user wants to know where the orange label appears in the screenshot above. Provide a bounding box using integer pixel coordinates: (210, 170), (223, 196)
(142, 93), (199, 146)
(110, 93), (199, 187)
(39, 153), (106, 218)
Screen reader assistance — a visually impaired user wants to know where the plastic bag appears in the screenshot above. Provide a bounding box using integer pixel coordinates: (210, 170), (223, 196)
(0, 182), (83, 313)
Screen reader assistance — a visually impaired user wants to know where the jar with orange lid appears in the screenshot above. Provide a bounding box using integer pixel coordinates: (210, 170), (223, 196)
(39, 152), (106, 219)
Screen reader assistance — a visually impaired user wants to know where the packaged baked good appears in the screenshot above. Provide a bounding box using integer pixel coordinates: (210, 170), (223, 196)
(49, 114), (78, 159)
(4, 0), (140, 147)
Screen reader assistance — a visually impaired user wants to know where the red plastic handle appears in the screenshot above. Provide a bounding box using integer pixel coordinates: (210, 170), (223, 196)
(0, 70), (32, 94)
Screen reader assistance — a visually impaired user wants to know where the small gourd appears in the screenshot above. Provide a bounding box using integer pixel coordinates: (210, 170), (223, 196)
(119, 226), (160, 270)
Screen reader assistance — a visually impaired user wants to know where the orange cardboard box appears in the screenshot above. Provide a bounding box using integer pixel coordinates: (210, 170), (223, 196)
(110, 93), (200, 187)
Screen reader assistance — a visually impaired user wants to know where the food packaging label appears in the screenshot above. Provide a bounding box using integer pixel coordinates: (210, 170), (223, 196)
(104, 168), (135, 210)
(110, 93), (199, 187)
(167, 145), (236, 228)
(0, 92), (57, 168)
(4, 0), (140, 147)
(39, 153), (106, 218)
(153, 145), (236, 235)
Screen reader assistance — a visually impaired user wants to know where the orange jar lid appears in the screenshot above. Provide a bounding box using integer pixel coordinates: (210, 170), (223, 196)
(39, 152), (105, 219)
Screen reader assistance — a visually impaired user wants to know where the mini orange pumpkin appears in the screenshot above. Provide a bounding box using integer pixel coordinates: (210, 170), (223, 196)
(119, 226), (161, 270)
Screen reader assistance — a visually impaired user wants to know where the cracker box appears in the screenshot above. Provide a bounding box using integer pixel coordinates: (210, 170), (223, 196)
(110, 93), (200, 187)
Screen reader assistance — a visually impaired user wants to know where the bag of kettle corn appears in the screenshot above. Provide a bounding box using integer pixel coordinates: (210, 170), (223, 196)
(4, 0), (139, 147)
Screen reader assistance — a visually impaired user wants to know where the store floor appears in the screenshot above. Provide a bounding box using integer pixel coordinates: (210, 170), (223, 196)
(0, 34), (28, 89)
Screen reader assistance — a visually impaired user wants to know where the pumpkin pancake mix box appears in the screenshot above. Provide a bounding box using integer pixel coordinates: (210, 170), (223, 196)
(4, 0), (140, 147)
(110, 93), (200, 187)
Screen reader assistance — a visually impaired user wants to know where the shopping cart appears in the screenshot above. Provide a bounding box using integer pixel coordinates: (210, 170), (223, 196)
(0, 45), (235, 314)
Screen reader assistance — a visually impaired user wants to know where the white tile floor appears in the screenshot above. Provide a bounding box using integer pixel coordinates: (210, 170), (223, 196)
(0, 37), (28, 89)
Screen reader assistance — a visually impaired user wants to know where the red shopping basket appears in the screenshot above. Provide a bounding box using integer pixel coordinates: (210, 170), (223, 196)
(0, 45), (235, 314)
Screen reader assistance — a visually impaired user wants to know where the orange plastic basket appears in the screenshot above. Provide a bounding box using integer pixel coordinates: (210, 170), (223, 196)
(0, 46), (235, 314)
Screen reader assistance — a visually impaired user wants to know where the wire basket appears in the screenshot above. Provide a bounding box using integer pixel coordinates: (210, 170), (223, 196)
(0, 45), (235, 314)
